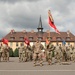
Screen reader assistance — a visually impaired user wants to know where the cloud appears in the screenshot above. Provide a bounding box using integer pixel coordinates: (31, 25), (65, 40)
(0, 0), (75, 39)
(0, 0), (42, 4)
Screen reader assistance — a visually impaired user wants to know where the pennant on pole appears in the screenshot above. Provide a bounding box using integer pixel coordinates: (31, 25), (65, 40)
(48, 10), (60, 34)
(24, 38), (30, 45)
(46, 38), (49, 45)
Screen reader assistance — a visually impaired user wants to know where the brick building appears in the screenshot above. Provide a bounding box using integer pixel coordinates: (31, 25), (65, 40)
(0, 16), (75, 50)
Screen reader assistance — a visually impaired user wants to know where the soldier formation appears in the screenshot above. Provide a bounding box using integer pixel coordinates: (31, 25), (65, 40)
(0, 39), (75, 67)
(0, 44), (10, 62)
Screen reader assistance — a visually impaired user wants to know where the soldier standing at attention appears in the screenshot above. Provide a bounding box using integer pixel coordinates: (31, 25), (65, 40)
(6, 45), (10, 62)
(22, 45), (27, 62)
(55, 43), (62, 63)
(18, 43), (24, 62)
(0, 44), (3, 62)
(46, 39), (54, 65)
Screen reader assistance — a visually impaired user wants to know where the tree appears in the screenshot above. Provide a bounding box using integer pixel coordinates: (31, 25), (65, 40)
(13, 48), (19, 57)
(9, 48), (14, 57)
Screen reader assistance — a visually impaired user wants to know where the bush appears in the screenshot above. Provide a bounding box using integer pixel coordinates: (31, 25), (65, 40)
(13, 48), (19, 57)
(9, 48), (14, 57)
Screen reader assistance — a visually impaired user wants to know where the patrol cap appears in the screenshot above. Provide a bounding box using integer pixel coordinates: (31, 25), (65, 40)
(36, 38), (39, 41)
(48, 38), (50, 41)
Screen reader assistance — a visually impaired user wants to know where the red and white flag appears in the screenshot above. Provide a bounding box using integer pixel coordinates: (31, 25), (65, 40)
(48, 10), (60, 34)
(24, 38), (30, 45)
(46, 38), (49, 45)
(2, 38), (8, 45)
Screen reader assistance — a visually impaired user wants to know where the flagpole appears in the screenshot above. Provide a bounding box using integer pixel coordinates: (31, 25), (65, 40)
(49, 25), (50, 40)
(48, 10), (51, 40)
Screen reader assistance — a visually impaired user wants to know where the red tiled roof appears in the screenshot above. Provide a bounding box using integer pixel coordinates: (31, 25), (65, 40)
(0, 31), (75, 42)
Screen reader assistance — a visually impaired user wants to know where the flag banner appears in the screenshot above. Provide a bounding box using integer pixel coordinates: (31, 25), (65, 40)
(2, 38), (8, 45)
(62, 39), (66, 45)
(24, 38), (30, 45)
(46, 38), (49, 45)
(48, 10), (60, 34)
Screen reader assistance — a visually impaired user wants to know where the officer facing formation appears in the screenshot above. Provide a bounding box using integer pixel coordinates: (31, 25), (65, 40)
(32, 38), (44, 66)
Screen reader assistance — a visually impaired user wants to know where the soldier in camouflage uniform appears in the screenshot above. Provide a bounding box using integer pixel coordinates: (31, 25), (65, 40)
(22, 45), (32, 62)
(18, 43), (24, 62)
(72, 46), (75, 62)
(0, 44), (3, 62)
(55, 43), (63, 63)
(62, 45), (67, 61)
(5, 45), (10, 62)
(26, 45), (33, 61)
(46, 41), (55, 65)
(22, 45), (27, 62)
(66, 46), (71, 61)
(32, 39), (44, 66)
(69, 45), (73, 61)
(2, 44), (7, 62)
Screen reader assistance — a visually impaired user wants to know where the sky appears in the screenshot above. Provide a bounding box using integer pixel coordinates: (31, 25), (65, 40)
(0, 0), (75, 38)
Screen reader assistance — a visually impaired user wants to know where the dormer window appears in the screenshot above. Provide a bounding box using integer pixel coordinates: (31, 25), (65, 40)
(20, 37), (24, 40)
(16, 42), (19, 47)
(10, 37), (15, 40)
(38, 37), (43, 41)
(47, 37), (52, 40)
(29, 37), (33, 40)
(57, 37), (61, 41)
(66, 37), (70, 40)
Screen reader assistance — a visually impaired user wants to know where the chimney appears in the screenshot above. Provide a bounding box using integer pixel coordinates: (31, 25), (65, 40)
(22, 30), (26, 33)
(10, 29), (15, 34)
(67, 30), (70, 37)
(31, 30), (34, 33)
(46, 30), (50, 33)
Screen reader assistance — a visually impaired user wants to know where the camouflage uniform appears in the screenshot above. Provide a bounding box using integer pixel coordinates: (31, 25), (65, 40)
(22, 46), (27, 62)
(18, 44), (24, 62)
(69, 45), (73, 61)
(62, 45), (67, 61)
(32, 40), (44, 66)
(66, 46), (71, 61)
(72, 47), (75, 62)
(46, 42), (54, 65)
(26, 45), (32, 61)
(55, 44), (63, 63)
(2, 45), (8, 62)
(3, 45), (10, 62)
(0, 44), (3, 62)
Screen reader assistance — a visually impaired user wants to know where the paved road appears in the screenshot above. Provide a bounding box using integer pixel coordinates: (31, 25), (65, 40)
(0, 57), (75, 75)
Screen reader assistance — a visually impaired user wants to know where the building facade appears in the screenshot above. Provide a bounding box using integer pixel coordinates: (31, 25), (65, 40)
(0, 16), (75, 50)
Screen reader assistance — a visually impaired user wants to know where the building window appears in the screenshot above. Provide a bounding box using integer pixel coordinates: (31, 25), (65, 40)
(29, 37), (33, 40)
(68, 42), (70, 45)
(10, 42), (13, 46)
(38, 37), (42, 41)
(16, 42), (19, 47)
(47, 37), (52, 40)
(66, 37), (70, 40)
(10, 37), (15, 40)
(20, 42), (24, 46)
(20, 37), (24, 40)
(57, 37), (61, 41)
